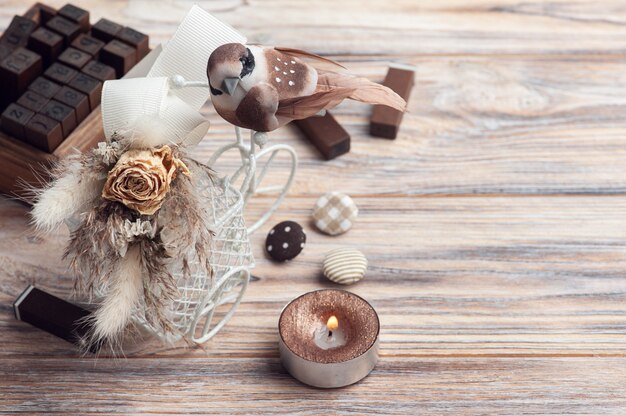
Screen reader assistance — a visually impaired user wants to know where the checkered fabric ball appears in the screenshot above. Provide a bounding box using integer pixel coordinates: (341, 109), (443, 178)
(312, 192), (358, 236)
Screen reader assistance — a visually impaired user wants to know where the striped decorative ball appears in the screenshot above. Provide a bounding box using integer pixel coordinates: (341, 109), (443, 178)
(323, 248), (368, 285)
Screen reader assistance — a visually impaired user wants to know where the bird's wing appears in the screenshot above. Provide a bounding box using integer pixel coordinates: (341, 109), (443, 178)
(276, 87), (356, 119)
(274, 47), (346, 70)
(317, 71), (407, 112)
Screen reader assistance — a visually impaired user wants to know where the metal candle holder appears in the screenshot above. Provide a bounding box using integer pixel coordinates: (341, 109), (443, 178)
(278, 289), (380, 388)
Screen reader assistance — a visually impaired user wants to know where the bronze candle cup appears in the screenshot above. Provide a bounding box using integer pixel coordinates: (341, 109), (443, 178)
(278, 289), (380, 388)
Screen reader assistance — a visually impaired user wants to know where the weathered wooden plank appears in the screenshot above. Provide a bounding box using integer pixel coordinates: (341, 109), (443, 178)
(5, 0), (626, 56)
(2, 357), (626, 414)
(191, 56), (626, 196)
(1, 195), (625, 358)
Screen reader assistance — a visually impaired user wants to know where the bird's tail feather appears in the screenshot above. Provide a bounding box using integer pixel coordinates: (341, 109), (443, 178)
(317, 72), (407, 111)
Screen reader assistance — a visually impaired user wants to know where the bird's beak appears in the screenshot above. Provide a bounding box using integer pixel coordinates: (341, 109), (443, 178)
(222, 77), (240, 96)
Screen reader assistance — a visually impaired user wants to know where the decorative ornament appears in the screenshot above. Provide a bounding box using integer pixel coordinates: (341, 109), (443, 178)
(206, 44), (407, 132)
(312, 192), (359, 236)
(265, 221), (306, 262)
(323, 248), (368, 285)
(29, 6), (270, 350)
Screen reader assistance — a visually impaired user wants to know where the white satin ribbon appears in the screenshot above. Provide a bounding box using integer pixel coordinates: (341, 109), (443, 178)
(101, 5), (246, 147)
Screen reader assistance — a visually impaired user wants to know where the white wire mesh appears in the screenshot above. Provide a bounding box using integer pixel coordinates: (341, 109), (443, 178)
(132, 164), (255, 344)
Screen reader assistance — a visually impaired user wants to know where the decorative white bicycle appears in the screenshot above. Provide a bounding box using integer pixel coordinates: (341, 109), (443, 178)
(135, 101), (298, 344)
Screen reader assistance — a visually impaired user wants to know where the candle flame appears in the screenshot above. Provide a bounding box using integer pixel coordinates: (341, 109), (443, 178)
(326, 315), (339, 331)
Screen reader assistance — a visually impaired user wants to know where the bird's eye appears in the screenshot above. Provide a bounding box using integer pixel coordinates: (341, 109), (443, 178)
(210, 85), (222, 96)
(239, 48), (255, 78)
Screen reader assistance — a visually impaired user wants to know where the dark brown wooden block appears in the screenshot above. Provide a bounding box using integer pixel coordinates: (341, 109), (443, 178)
(41, 99), (77, 137)
(58, 47), (91, 69)
(71, 34), (104, 57)
(17, 90), (49, 113)
(45, 16), (80, 46)
(44, 62), (77, 85)
(27, 27), (63, 66)
(29, 76), (61, 98)
(294, 112), (351, 160)
(117, 27), (149, 61)
(100, 39), (136, 77)
(54, 86), (89, 123)
(0, 47), (43, 103)
(91, 18), (122, 43)
(1, 103), (34, 140)
(23, 113), (63, 152)
(81, 60), (115, 82)
(14, 286), (99, 353)
(23, 3), (57, 25)
(58, 4), (90, 33)
(68, 73), (101, 109)
(369, 67), (414, 139)
(0, 16), (38, 56)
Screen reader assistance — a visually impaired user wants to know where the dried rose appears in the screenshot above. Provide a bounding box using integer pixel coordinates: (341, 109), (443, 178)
(102, 145), (189, 215)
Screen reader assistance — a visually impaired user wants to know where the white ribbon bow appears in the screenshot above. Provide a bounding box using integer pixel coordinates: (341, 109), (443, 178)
(100, 6), (246, 147)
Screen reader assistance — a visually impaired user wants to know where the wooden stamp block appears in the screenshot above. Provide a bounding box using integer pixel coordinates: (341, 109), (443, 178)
(91, 18), (122, 43)
(45, 16), (80, 46)
(58, 47), (91, 69)
(117, 27), (149, 61)
(100, 39), (136, 77)
(68, 73), (102, 109)
(41, 99), (77, 137)
(71, 34), (104, 58)
(44, 62), (77, 85)
(81, 60), (115, 82)
(23, 113), (64, 152)
(29, 76), (61, 98)
(1, 103), (34, 140)
(54, 86), (89, 123)
(0, 47), (43, 103)
(58, 4), (90, 33)
(17, 90), (49, 112)
(0, 16), (38, 56)
(28, 27), (63, 66)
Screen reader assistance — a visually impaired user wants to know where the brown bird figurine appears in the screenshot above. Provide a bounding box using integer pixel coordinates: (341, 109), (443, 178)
(206, 43), (406, 132)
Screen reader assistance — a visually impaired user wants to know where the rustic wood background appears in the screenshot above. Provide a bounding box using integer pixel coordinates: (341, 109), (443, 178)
(2, 0), (626, 414)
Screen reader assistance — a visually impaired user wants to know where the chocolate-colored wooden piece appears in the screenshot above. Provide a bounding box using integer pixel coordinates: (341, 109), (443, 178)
(369, 67), (414, 139)
(294, 112), (351, 160)
(28, 75), (61, 98)
(23, 3), (57, 25)
(58, 47), (90, 69)
(17, 90), (49, 112)
(117, 26), (149, 61)
(58, 4), (90, 33)
(71, 34), (104, 57)
(0, 16), (38, 58)
(14, 286), (98, 353)
(68, 72), (101, 109)
(28, 27), (63, 66)
(82, 60), (115, 81)
(54, 86), (89, 123)
(44, 62), (77, 84)
(45, 16), (80, 46)
(0, 47), (43, 103)
(23, 113), (63, 151)
(91, 18), (122, 43)
(41, 99), (77, 137)
(1, 103), (34, 140)
(100, 39), (136, 77)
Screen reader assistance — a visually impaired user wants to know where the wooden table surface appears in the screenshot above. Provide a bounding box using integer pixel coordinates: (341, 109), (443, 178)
(2, 0), (626, 414)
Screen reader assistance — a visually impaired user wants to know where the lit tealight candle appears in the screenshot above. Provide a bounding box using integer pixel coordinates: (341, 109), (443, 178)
(314, 315), (346, 350)
(278, 289), (380, 388)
